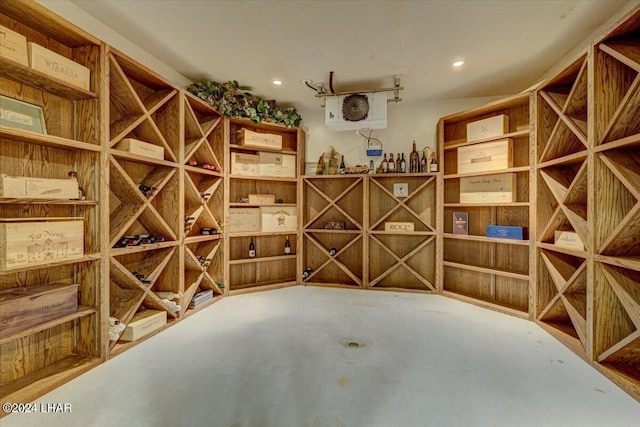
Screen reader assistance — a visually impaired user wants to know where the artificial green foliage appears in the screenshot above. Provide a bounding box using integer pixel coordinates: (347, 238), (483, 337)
(186, 80), (302, 127)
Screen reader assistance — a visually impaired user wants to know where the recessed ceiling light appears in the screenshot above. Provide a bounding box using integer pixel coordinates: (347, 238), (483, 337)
(272, 80), (282, 85)
(453, 61), (465, 68)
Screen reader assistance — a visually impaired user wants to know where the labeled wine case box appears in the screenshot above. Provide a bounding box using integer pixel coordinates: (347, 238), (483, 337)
(457, 139), (513, 174)
(115, 138), (165, 160)
(384, 222), (415, 232)
(261, 206), (297, 232)
(237, 128), (283, 150)
(0, 218), (84, 270)
(0, 283), (78, 337)
(231, 152), (259, 176)
(459, 173), (516, 203)
(0, 24), (28, 66)
(453, 212), (469, 235)
(0, 174), (78, 200)
(120, 310), (167, 342)
(466, 114), (509, 142)
(554, 231), (585, 251)
(248, 194), (276, 204)
(486, 225), (526, 240)
(228, 208), (260, 233)
(27, 42), (90, 90)
(259, 152), (296, 178)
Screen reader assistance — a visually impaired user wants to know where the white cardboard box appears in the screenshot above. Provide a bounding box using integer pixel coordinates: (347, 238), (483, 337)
(554, 231), (585, 251)
(260, 206), (297, 232)
(0, 174), (79, 200)
(458, 139), (513, 174)
(115, 138), (164, 160)
(459, 173), (516, 204)
(27, 42), (90, 90)
(0, 218), (84, 269)
(120, 310), (167, 342)
(231, 152), (259, 176)
(237, 128), (283, 150)
(466, 115), (509, 142)
(228, 208), (260, 233)
(258, 152), (296, 178)
(0, 24), (28, 66)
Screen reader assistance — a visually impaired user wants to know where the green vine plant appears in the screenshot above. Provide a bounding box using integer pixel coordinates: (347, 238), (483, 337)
(186, 80), (302, 128)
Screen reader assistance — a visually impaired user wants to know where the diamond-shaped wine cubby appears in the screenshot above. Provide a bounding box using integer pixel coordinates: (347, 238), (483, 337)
(184, 91), (225, 176)
(183, 239), (224, 314)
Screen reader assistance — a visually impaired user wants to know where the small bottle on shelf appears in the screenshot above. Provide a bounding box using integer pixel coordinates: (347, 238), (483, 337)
(420, 150), (427, 173)
(284, 237), (291, 255)
(400, 153), (407, 173)
(382, 153), (388, 173)
(369, 160), (374, 172)
(248, 237), (256, 258)
(410, 141), (419, 173)
(339, 155), (346, 174)
(388, 153), (396, 173)
(329, 247), (339, 257)
(396, 153), (402, 173)
(430, 156), (438, 172)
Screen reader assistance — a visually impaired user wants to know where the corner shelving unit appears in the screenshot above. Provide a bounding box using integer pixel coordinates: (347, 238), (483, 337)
(302, 175), (365, 288)
(182, 91), (225, 313)
(106, 48), (181, 354)
(225, 119), (305, 293)
(439, 93), (535, 317)
(368, 173), (437, 292)
(0, 0), (106, 406)
(591, 7), (640, 399)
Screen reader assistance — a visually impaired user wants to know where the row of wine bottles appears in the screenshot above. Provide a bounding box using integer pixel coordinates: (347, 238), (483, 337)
(248, 236), (292, 258)
(380, 141), (437, 174)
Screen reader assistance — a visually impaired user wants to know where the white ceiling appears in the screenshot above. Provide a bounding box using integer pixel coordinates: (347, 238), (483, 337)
(71, 0), (630, 111)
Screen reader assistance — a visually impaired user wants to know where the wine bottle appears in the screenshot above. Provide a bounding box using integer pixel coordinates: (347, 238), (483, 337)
(382, 153), (388, 173)
(420, 150), (427, 173)
(339, 155), (346, 174)
(248, 237), (256, 258)
(388, 153), (396, 173)
(397, 153), (402, 173)
(410, 141), (419, 173)
(369, 160), (374, 172)
(302, 267), (313, 279)
(430, 156), (438, 172)
(400, 153), (407, 173)
(284, 237), (291, 255)
(329, 247), (339, 256)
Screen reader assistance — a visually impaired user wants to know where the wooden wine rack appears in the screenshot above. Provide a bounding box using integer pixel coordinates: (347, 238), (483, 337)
(107, 47), (181, 354)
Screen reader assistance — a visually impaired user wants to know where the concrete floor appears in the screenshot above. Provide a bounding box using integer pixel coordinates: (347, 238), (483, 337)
(4, 286), (640, 427)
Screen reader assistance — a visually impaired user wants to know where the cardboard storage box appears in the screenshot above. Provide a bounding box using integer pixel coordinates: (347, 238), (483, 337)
(467, 114), (509, 142)
(120, 310), (167, 342)
(458, 139), (513, 174)
(231, 152), (259, 176)
(384, 222), (415, 232)
(228, 208), (260, 233)
(115, 138), (164, 160)
(0, 174), (79, 200)
(554, 231), (585, 251)
(248, 194), (276, 205)
(0, 24), (28, 66)
(459, 173), (516, 204)
(260, 206), (297, 232)
(0, 218), (84, 269)
(27, 42), (90, 90)
(237, 128), (283, 150)
(486, 225), (526, 240)
(0, 283), (78, 337)
(258, 152), (296, 178)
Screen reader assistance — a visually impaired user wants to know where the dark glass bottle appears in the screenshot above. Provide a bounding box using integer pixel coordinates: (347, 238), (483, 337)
(284, 237), (291, 255)
(410, 141), (419, 173)
(248, 237), (256, 258)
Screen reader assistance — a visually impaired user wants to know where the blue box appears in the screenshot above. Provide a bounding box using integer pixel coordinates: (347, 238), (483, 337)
(486, 225), (526, 240)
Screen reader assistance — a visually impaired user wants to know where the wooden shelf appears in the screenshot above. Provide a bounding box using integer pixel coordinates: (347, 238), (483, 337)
(370, 230), (436, 236)
(184, 234), (223, 244)
(230, 175), (297, 182)
(0, 57), (97, 100)
(185, 165), (224, 177)
(444, 202), (530, 208)
(229, 144), (297, 155)
(442, 290), (529, 319)
(0, 253), (101, 275)
(594, 254), (640, 272)
(536, 242), (588, 258)
(0, 125), (101, 152)
(304, 229), (362, 234)
(229, 231), (297, 237)
(229, 203), (296, 208)
(443, 233), (530, 246)
(110, 240), (179, 256)
(0, 198), (98, 205)
(110, 149), (179, 167)
(444, 166), (530, 180)
(443, 260), (529, 281)
(536, 150), (588, 169)
(228, 254), (297, 265)
(443, 129), (530, 151)
(0, 306), (97, 345)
